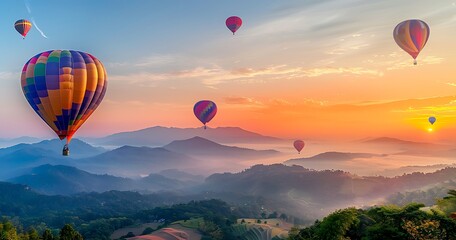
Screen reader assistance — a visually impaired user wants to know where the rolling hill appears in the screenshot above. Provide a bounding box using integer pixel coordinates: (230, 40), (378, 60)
(8, 164), (195, 195)
(74, 146), (199, 177)
(0, 139), (105, 158)
(285, 151), (384, 165)
(200, 164), (456, 219)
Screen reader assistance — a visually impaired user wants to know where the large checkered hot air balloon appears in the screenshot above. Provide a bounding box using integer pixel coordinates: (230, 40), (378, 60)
(21, 50), (107, 156)
(393, 19), (430, 65)
(193, 100), (217, 129)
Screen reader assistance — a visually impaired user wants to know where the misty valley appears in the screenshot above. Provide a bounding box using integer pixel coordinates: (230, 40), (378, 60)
(0, 126), (455, 239)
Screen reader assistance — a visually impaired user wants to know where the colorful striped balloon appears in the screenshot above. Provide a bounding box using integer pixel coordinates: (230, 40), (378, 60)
(15, 19), (32, 38)
(393, 19), (430, 65)
(193, 100), (217, 129)
(21, 50), (107, 155)
(293, 140), (305, 154)
(226, 16), (242, 35)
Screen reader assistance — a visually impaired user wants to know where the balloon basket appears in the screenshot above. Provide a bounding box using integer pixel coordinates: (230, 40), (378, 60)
(62, 144), (70, 156)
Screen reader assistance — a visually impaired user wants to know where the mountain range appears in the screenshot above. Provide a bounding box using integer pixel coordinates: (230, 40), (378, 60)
(8, 164), (197, 195)
(362, 137), (456, 158)
(0, 136), (41, 148)
(284, 152), (384, 165)
(84, 126), (282, 147)
(163, 136), (280, 159)
(0, 135), (278, 179)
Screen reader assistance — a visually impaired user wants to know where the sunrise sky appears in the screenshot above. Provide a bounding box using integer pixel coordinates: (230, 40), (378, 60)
(1, 0), (456, 142)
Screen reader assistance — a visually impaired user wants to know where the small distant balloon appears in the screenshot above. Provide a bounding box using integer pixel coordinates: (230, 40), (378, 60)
(294, 140), (305, 154)
(226, 16), (242, 35)
(428, 116), (436, 125)
(15, 19), (32, 38)
(193, 100), (217, 129)
(393, 19), (430, 65)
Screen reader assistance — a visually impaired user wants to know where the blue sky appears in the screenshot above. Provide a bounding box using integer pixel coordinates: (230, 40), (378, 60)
(1, 0), (456, 140)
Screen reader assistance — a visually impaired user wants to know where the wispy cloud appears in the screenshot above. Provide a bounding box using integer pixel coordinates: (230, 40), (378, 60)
(110, 64), (384, 87)
(31, 18), (48, 39)
(386, 56), (444, 70)
(0, 72), (16, 80)
(447, 83), (456, 87)
(224, 97), (264, 106)
(303, 67), (383, 77)
(24, 0), (48, 39)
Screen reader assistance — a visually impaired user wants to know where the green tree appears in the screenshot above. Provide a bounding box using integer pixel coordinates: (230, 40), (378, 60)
(315, 208), (360, 240)
(142, 227), (154, 235)
(0, 221), (18, 240)
(59, 224), (83, 240)
(42, 229), (54, 240)
(268, 212), (278, 219)
(27, 228), (39, 240)
(437, 189), (456, 215)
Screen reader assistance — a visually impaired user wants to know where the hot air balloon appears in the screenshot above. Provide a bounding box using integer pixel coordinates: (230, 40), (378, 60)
(393, 19), (430, 65)
(15, 19), (32, 38)
(21, 50), (107, 156)
(294, 140), (305, 154)
(226, 16), (242, 35)
(193, 100), (217, 129)
(429, 116), (436, 125)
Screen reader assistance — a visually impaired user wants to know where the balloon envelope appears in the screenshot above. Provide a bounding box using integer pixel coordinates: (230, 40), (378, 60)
(226, 16), (242, 34)
(429, 116), (436, 125)
(193, 100), (217, 128)
(393, 19), (430, 65)
(21, 50), (107, 144)
(294, 140), (305, 153)
(15, 19), (32, 38)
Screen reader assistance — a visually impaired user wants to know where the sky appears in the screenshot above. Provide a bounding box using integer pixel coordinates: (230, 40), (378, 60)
(1, 0), (456, 142)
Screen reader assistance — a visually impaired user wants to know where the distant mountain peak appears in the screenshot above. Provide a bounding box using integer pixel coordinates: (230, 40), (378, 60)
(85, 125), (283, 147)
(164, 136), (222, 148)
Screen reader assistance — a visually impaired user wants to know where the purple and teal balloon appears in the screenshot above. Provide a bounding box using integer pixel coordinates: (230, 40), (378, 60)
(193, 100), (217, 129)
(428, 116), (436, 125)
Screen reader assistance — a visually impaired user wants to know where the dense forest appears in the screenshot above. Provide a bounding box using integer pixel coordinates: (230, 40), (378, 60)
(288, 190), (456, 240)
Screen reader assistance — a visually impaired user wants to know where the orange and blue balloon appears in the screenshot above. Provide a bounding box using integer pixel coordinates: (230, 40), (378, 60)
(21, 50), (107, 155)
(429, 116), (436, 125)
(193, 100), (217, 129)
(226, 16), (242, 35)
(294, 140), (305, 154)
(15, 19), (32, 38)
(393, 19), (430, 65)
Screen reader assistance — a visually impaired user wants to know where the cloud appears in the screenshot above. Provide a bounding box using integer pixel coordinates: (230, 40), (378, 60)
(0, 72), (16, 80)
(134, 55), (175, 67)
(224, 97), (264, 106)
(385, 56), (444, 70)
(31, 18), (48, 39)
(110, 64), (384, 87)
(447, 83), (456, 87)
(303, 67), (383, 77)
